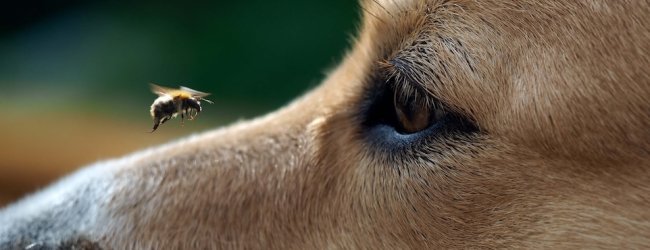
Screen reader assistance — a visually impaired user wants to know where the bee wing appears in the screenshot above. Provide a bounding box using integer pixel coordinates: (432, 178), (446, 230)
(150, 83), (176, 96)
(180, 86), (211, 98)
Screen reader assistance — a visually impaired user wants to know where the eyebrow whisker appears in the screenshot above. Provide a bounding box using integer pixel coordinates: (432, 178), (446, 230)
(371, 0), (396, 19)
(360, 5), (388, 25)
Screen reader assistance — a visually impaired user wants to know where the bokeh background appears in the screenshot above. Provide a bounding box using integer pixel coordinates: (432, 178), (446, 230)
(0, 1), (359, 206)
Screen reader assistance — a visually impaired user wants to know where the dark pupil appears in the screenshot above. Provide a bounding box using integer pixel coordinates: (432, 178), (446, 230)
(363, 78), (432, 134)
(394, 90), (432, 134)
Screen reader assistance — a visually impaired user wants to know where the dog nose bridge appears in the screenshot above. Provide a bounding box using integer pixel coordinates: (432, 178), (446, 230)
(192, 103), (321, 173)
(99, 114), (318, 243)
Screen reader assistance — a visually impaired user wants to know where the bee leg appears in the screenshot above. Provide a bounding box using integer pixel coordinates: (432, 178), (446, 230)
(150, 123), (159, 133)
(180, 110), (185, 126)
(191, 109), (199, 119)
(150, 118), (161, 133)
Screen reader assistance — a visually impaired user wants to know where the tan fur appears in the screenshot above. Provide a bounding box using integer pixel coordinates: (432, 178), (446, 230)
(3, 0), (649, 249)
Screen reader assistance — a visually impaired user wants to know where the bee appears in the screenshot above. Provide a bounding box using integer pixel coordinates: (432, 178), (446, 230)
(149, 83), (213, 132)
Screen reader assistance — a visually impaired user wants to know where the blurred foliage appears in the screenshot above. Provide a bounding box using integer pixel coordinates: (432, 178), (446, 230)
(1, 0), (358, 117)
(0, 0), (359, 205)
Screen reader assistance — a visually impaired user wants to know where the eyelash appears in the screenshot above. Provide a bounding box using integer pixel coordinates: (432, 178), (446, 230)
(379, 60), (447, 119)
(392, 77), (444, 113)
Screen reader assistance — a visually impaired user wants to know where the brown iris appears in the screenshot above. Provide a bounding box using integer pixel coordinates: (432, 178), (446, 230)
(393, 87), (447, 134)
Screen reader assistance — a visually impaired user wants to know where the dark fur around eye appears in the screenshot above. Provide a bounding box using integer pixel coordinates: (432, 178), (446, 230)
(359, 70), (478, 152)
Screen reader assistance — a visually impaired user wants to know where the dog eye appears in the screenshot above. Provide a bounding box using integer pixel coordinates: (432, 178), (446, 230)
(362, 74), (450, 135)
(392, 84), (447, 134)
(361, 71), (478, 149)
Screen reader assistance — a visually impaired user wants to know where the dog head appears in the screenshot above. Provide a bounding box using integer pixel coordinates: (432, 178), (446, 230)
(1, 0), (648, 249)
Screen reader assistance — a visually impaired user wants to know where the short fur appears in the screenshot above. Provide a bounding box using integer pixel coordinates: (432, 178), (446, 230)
(1, 0), (649, 249)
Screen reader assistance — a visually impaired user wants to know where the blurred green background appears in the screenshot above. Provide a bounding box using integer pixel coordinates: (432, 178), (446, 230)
(0, 0), (359, 205)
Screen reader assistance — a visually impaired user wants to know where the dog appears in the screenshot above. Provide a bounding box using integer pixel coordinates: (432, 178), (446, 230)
(1, 0), (649, 248)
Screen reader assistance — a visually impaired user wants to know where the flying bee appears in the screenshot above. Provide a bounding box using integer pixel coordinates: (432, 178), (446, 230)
(149, 83), (213, 132)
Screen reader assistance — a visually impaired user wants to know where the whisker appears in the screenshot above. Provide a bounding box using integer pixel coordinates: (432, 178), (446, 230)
(371, 0), (395, 19)
(360, 5), (387, 25)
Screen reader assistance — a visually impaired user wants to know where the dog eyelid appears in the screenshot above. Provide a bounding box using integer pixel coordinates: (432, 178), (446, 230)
(378, 58), (437, 100)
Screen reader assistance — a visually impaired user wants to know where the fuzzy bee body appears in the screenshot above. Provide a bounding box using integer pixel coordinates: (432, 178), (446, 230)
(149, 84), (212, 132)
